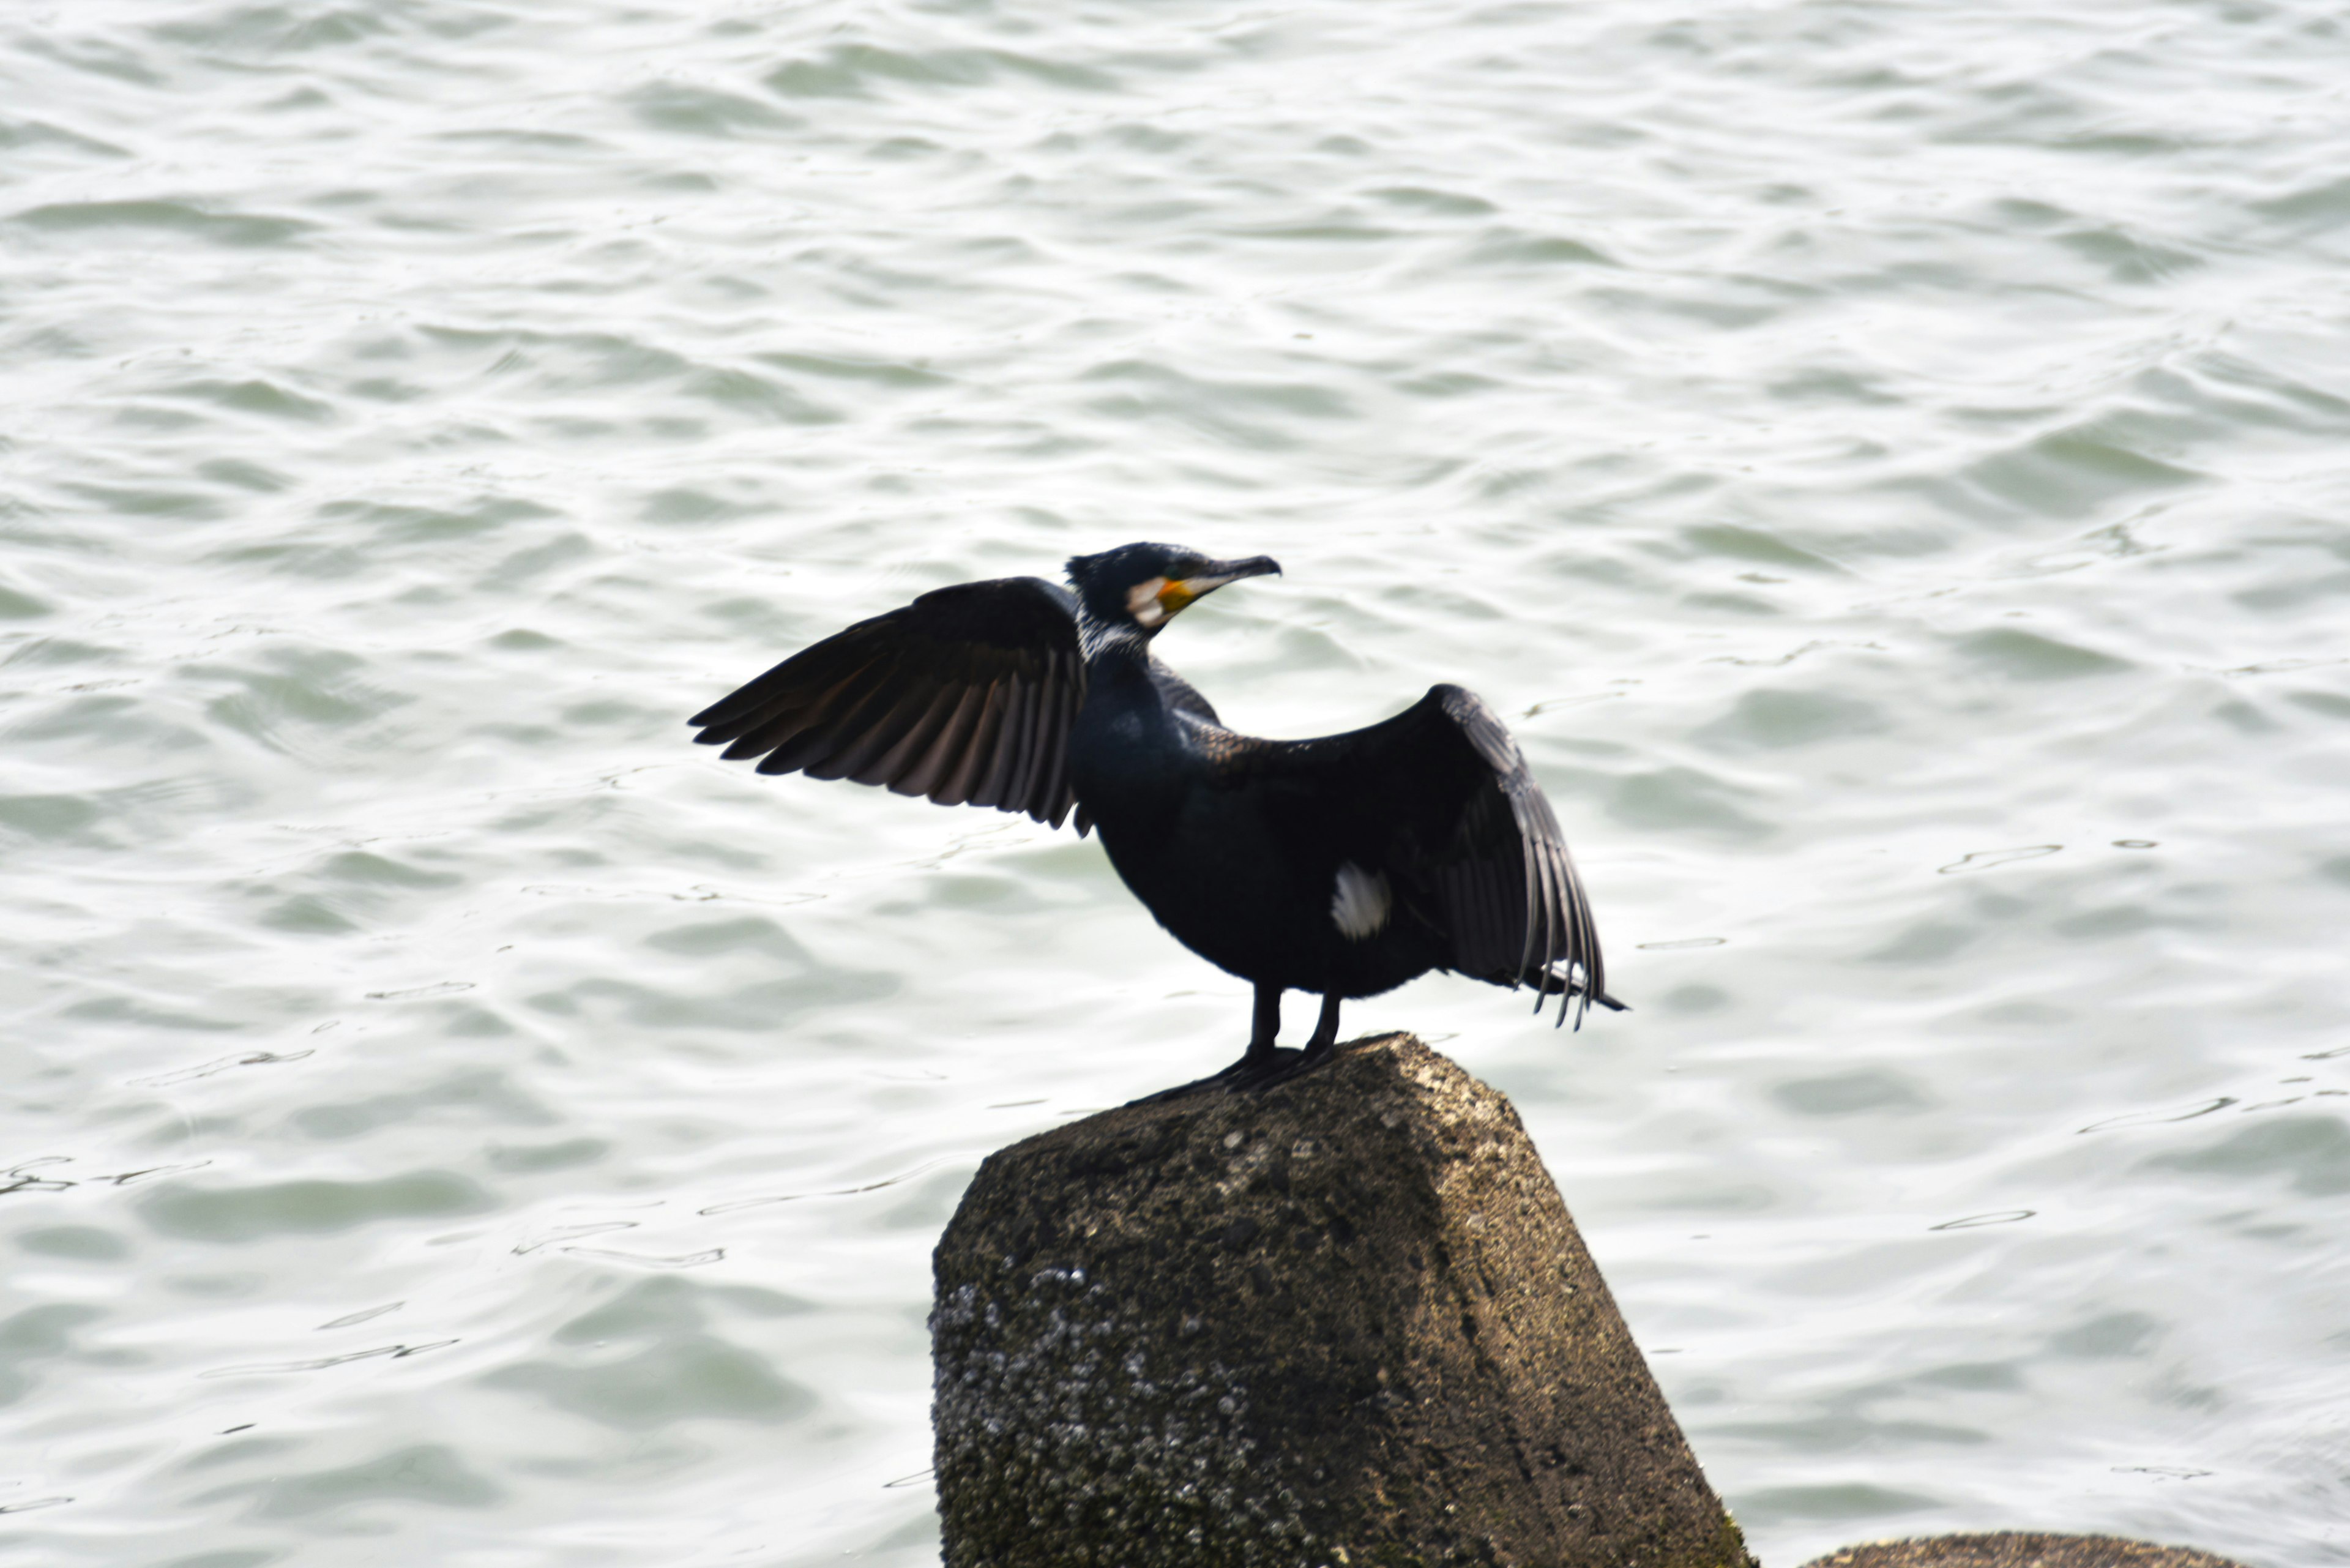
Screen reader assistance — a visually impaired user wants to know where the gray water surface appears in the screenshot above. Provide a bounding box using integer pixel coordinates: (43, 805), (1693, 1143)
(5, 1), (2349, 1564)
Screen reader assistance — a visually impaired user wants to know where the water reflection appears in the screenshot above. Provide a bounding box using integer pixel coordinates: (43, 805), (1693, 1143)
(6, 0), (2349, 1562)
(1927, 1211), (2035, 1233)
(2078, 1099), (2236, 1134)
(200, 1341), (460, 1379)
(1936, 845), (2062, 875)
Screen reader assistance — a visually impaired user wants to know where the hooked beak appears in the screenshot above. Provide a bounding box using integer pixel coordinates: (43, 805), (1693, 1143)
(1157, 555), (1281, 614)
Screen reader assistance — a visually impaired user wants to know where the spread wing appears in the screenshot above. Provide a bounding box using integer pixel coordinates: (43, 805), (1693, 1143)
(1239, 684), (1615, 1025)
(688, 576), (1087, 830)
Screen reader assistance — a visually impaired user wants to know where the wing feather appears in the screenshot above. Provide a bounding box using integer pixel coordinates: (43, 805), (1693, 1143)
(970, 675), (1034, 810)
(1017, 665), (1059, 816)
(689, 577), (1086, 829)
(930, 681), (1005, 808)
(853, 681), (962, 786)
(1034, 654), (1079, 828)
(1234, 682), (1611, 1025)
(715, 653), (872, 761)
(1527, 834), (1559, 1012)
(803, 671), (935, 782)
(891, 682), (988, 800)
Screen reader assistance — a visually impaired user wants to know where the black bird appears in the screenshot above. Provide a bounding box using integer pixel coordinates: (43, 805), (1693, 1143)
(687, 543), (1622, 1088)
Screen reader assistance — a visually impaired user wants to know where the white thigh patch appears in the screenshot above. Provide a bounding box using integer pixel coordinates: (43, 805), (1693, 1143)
(1329, 862), (1392, 941)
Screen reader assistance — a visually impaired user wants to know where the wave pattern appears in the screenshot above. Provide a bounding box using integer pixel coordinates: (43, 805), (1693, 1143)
(4, 0), (2349, 1562)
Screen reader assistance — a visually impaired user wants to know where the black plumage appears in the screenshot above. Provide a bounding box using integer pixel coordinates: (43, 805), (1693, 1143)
(688, 542), (1623, 1088)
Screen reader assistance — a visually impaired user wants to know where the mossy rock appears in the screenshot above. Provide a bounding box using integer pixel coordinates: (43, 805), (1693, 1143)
(1803, 1533), (2256, 1568)
(931, 1032), (1756, 1568)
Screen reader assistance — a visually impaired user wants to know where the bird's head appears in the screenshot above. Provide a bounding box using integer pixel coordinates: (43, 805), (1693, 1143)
(1064, 543), (1282, 635)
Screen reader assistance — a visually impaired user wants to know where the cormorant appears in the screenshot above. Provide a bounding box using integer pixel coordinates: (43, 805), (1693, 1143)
(687, 543), (1623, 1088)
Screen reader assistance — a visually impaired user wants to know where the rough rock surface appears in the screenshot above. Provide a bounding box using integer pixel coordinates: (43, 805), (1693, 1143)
(1800, 1534), (2256, 1568)
(931, 1031), (1756, 1568)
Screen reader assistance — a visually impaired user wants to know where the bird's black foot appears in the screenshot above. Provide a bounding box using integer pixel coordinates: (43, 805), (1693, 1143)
(1124, 987), (1343, 1105)
(1125, 1042), (1337, 1105)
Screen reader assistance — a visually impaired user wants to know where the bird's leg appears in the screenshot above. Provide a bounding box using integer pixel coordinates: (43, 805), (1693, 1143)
(1206, 980), (1285, 1084)
(1227, 993), (1343, 1092)
(1126, 985), (1344, 1105)
(1246, 979), (1282, 1066)
(1126, 982), (1288, 1104)
(1299, 992), (1343, 1065)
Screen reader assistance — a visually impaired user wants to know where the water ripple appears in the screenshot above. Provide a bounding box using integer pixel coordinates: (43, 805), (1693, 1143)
(6, 0), (2348, 1562)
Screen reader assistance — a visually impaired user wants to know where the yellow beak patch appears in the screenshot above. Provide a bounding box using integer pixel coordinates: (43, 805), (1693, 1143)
(1126, 575), (1225, 629)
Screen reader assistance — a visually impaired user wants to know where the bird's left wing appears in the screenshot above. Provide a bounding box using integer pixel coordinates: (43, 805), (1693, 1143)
(1235, 684), (1614, 1025)
(688, 575), (1087, 829)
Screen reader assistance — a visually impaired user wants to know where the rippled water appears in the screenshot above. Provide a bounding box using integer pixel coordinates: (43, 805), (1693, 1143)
(7, 0), (2350, 1563)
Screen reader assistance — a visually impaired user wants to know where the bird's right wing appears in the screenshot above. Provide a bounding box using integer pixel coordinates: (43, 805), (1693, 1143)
(1417, 686), (1609, 1019)
(688, 576), (1087, 829)
(1229, 684), (1612, 1024)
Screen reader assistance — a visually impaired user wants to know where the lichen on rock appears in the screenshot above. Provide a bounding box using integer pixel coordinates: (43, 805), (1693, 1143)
(1800, 1533), (2256, 1568)
(931, 1031), (1758, 1568)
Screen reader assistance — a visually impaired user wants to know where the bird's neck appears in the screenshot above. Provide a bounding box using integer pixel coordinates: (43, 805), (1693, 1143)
(1076, 613), (1155, 668)
(1071, 613), (1178, 748)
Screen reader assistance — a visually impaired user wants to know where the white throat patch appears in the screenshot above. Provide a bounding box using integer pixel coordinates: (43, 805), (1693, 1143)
(1125, 577), (1170, 629)
(1329, 862), (1392, 941)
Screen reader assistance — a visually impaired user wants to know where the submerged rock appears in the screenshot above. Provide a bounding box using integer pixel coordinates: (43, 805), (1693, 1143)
(1801, 1534), (2256, 1568)
(930, 1031), (1756, 1568)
